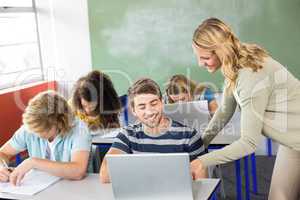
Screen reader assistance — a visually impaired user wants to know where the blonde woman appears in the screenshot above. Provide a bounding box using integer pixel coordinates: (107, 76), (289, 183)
(165, 74), (218, 115)
(0, 91), (91, 186)
(190, 18), (300, 200)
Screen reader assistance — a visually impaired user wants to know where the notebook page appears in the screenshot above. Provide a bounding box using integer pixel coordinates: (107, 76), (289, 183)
(0, 170), (60, 195)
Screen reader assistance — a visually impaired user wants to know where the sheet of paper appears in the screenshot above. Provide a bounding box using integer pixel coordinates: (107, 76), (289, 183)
(101, 129), (121, 138)
(0, 170), (60, 195)
(91, 128), (121, 138)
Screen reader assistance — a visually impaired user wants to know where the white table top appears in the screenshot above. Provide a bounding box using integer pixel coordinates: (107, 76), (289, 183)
(92, 128), (240, 146)
(0, 174), (220, 200)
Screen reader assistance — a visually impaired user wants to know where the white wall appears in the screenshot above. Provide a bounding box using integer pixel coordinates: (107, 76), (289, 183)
(35, 0), (92, 98)
(33, 0), (279, 156)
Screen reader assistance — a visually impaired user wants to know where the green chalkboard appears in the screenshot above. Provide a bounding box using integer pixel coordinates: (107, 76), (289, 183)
(88, 0), (300, 95)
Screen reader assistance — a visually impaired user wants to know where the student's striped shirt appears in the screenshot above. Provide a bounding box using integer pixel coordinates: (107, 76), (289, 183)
(111, 119), (205, 161)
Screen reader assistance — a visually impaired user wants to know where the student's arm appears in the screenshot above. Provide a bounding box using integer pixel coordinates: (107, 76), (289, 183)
(9, 122), (91, 185)
(0, 126), (28, 183)
(0, 143), (19, 182)
(99, 130), (132, 184)
(204, 88), (219, 115)
(202, 86), (237, 147)
(0, 143), (18, 164)
(208, 99), (218, 115)
(99, 148), (125, 184)
(9, 150), (89, 185)
(10, 151), (89, 185)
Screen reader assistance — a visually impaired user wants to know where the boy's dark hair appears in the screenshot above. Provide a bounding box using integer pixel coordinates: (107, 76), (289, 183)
(72, 70), (121, 129)
(128, 78), (162, 107)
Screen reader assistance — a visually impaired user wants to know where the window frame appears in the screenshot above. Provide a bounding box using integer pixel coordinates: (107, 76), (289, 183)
(0, 0), (44, 90)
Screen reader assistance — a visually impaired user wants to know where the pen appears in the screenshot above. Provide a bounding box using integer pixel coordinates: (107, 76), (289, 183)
(0, 158), (13, 172)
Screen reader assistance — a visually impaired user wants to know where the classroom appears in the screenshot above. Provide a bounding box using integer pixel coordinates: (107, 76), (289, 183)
(0, 0), (300, 200)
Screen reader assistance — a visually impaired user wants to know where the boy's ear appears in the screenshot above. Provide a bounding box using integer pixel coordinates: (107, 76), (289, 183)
(129, 105), (137, 117)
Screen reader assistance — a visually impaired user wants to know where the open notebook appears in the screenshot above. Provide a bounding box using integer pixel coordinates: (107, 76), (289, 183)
(0, 169), (60, 195)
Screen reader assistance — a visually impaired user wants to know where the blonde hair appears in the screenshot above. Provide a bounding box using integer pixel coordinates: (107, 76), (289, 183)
(193, 18), (268, 89)
(23, 91), (74, 136)
(165, 74), (206, 103)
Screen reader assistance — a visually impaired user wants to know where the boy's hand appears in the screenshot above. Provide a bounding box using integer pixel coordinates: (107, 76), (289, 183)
(10, 158), (35, 186)
(0, 167), (11, 182)
(99, 165), (111, 184)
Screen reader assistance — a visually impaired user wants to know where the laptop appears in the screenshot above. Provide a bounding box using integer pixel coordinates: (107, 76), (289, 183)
(163, 101), (210, 134)
(163, 100), (241, 137)
(106, 153), (200, 200)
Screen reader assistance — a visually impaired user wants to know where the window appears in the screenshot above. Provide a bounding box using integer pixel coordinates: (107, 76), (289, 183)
(0, 0), (32, 7)
(0, 0), (43, 90)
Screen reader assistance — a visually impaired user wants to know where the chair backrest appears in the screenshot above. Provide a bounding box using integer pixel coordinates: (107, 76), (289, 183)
(119, 95), (129, 126)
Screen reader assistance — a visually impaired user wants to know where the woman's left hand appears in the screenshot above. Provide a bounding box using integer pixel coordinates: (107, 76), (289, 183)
(190, 159), (206, 180)
(9, 158), (35, 186)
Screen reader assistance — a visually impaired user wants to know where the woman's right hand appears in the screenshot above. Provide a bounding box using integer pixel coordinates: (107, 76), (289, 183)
(0, 167), (11, 182)
(190, 159), (207, 180)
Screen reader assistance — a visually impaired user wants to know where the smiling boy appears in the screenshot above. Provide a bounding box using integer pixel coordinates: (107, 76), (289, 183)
(99, 78), (207, 183)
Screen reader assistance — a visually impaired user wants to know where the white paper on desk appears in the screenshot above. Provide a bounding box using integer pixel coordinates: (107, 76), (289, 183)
(90, 128), (121, 137)
(100, 128), (120, 138)
(0, 169), (60, 195)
